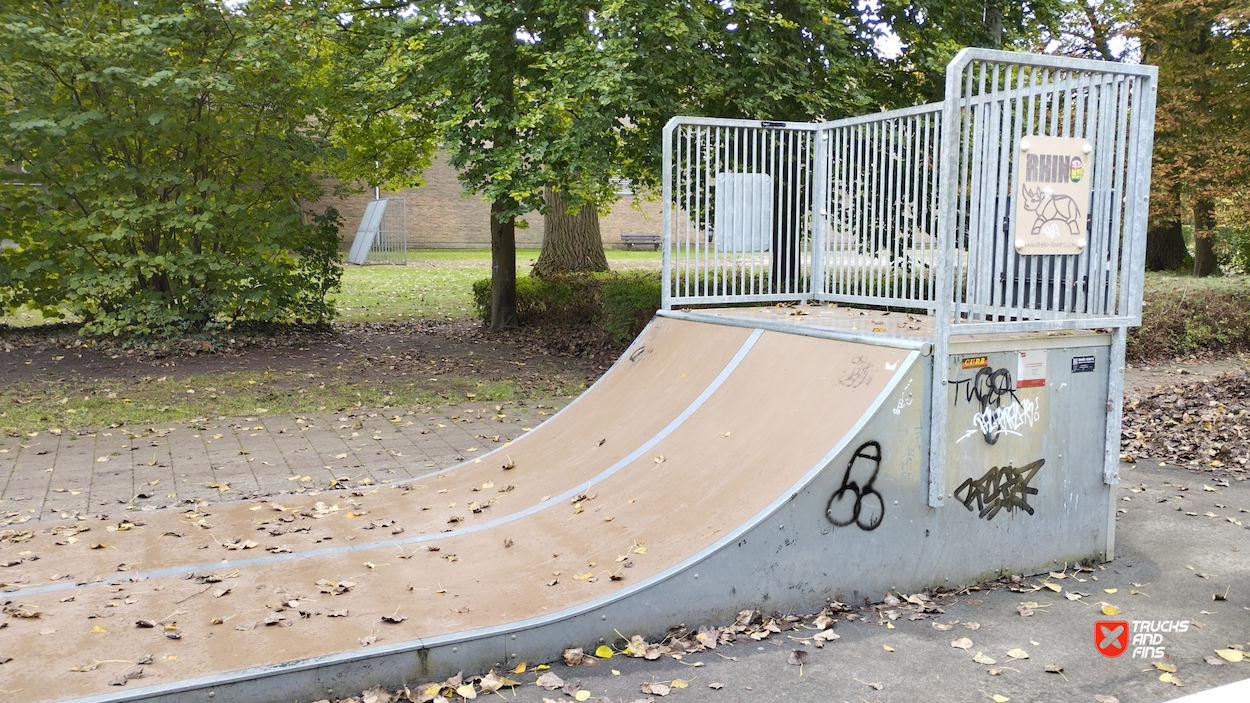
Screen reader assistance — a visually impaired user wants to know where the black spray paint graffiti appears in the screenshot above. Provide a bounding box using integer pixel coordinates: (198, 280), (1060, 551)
(825, 441), (884, 531)
(953, 459), (1044, 521)
(838, 356), (874, 389)
(628, 345), (650, 363)
(951, 366), (1024, 445)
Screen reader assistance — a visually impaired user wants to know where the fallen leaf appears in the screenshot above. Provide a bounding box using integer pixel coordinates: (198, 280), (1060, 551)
(974, 652), (996, 665)
(641, 682), (670, 697)
(951, 637), (973, 650)
(1043, 582), (1062, 593)
(709, 682), (724, 689)
(670, 679), (689, 689)
(1006, 648), (1029, 660)
(883, 645), (895, 652)
(107, 666), (143, 686)
(574, 691), (591, 702)
(1104, 588), (1118, 594)
(1094, 696), (1120, 703)
(932, 622), (953, 631)
(1045, 663), (1064, 674)
(1216, 649), (1244, 663)
(1101, 604), (1120, 616)
(535, 672), (565, 690)
(455, 684), (477, 699)
(595, 645), (614, 658)
(788, 650), (808, 666)
(991, 695), (1009, 703)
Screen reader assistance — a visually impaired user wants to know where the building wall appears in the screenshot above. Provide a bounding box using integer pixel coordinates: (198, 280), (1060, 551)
(314, 154), (662, 250)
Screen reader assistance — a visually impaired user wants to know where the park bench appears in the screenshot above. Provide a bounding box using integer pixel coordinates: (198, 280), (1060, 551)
(620, 232), (662, 250)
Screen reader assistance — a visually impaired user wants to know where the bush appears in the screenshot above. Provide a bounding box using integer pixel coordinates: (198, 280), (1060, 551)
(0, 1), (346, 337)
(472, 271), (661, 342)
(1128, 276), (1250, 360)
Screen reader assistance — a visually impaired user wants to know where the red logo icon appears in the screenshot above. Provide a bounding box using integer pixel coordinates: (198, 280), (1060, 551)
(1096, 620), (1129, 657)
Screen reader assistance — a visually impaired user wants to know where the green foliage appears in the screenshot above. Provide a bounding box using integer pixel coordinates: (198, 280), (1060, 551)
(600, 274), (662, 342)
(870, 0), (1068, 104)
(472, 271), (661, 341)
(0, 0), (357, 336)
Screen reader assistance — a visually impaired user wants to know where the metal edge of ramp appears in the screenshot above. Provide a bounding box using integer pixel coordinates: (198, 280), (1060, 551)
(61, 346), (922, 703)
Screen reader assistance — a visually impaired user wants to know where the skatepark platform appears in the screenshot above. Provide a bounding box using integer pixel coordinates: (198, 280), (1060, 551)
(0, 48), (1157, 703)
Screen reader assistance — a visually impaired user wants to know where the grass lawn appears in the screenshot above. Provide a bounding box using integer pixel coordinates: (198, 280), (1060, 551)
(2, 248), (663, 327)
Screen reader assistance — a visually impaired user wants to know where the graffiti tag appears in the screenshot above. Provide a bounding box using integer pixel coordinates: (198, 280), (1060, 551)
(953, 459), (1045, 521)
(951, 366), (1030, 445)
(958, 397), (1041, 443)
(825, 441), (885, 531)
(838, 356), (874, 389)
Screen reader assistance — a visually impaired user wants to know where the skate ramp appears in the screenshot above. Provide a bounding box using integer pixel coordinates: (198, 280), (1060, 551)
(1, 317), (919, 703)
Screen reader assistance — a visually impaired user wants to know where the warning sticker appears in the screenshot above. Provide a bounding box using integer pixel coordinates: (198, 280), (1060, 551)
(1017, 350), (1047, 388)
(961, 356), (988, 369)
(1071, 356), (1096, 373)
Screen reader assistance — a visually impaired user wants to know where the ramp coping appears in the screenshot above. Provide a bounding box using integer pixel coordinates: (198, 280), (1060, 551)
(657, 309), (933, 355)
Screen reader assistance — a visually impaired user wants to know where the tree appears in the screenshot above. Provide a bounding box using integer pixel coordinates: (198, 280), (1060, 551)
(1135, 0), (1250, 275)
(871, 0), (1068, 104)
(532, 187), (608, 278)
(0, 0), (380, 335)
(1041, 0), (1134, 62)
(385, 1), (628, 329)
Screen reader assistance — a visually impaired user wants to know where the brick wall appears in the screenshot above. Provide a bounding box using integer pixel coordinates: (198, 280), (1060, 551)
(311, 153), (662, 250)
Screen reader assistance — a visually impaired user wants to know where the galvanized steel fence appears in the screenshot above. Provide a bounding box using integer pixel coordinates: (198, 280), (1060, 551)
(662, 49), (1157, 337)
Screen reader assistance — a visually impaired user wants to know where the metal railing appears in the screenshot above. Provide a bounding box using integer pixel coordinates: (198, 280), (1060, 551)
(937, 50), (1157, 335)
(662, 119), (817, 307)
(661, 48), (1157, 336)
(816, 103), (943, 312)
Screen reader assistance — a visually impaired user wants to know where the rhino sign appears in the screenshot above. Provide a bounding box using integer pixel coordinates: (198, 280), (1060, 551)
(1013, 136), (1092, 256)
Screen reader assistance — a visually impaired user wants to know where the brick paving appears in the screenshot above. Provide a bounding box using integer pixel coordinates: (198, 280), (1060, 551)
(0, 399), (567, 526)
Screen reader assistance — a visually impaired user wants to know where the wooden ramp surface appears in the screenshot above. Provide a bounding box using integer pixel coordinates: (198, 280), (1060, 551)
(0, 317), (908, 703)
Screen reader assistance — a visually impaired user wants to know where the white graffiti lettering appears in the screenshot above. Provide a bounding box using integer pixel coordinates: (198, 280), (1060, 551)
(892, 379), (914, 416)
(958, 397), (1041, 442)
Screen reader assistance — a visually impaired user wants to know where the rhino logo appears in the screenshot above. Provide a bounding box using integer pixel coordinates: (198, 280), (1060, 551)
(1021, 184), (1081, 240)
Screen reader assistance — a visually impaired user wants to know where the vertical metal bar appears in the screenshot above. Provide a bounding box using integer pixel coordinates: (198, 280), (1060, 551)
(1007, 65), (1026, 323)
(812, 130), (825, 298)
(1103, 326), (1127, 485)
(1073, 69), (1093, 315)
(920, 111), (930, 303)
(903, 116), (915, 303)
(1088, 74), (1112, 316)
(872, 119), (885, 300)
(1122, 75), (1155, 321)
(662, 121), (673, 309)
(930, 51), (973, 509)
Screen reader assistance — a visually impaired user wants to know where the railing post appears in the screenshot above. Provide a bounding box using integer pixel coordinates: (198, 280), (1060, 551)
(928, 49), (974, 509)
(810, 128), (829, 299)
(662, 119), (675, 310)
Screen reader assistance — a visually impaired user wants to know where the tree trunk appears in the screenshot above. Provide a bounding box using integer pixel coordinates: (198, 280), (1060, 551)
(531, 187), (608, 278)
(490, 199), (519, 330)
(1193, 198), (1217, 277)
(986, 1), (1004, 48)
(1145, 216), (1188, 271)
